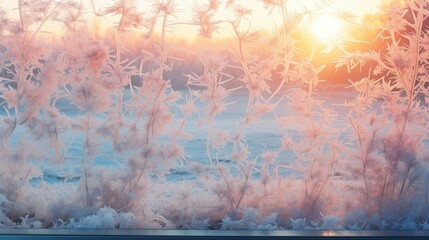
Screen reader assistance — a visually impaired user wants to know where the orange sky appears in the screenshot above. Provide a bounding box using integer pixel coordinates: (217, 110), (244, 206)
(92, 0), (383, 39)
(3, 0), (382, 40)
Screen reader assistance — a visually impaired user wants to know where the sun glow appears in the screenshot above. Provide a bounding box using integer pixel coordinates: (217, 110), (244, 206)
(311, 15), (343, 42)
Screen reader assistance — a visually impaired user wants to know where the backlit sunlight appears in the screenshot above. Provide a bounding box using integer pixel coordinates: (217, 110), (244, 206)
(311, 14), (344, 42)
(0, 0), (427, 234)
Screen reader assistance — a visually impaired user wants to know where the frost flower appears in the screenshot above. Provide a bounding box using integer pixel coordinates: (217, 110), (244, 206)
(211, 129), (229, 149)
(179, 96), (198, 116)
(1, 86), (18, 109)
(84, 41), (109, 73)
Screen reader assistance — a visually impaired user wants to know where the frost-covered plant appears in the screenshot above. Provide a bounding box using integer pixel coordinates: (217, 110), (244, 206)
(0, 0), (428, 231)
(334, 0), (429, 219)
(186, 53), (237, 164)
(0, 0), (71, 219)
(276, 88), (343, 218)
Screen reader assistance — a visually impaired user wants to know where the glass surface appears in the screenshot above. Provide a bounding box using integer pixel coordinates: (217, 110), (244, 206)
(0, 0), (428, 233)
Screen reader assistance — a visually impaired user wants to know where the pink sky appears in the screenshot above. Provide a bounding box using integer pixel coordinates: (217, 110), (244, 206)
(2, 0), (382, 39)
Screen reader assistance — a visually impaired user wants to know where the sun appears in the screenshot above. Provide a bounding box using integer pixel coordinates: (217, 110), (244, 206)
(310, 14), (343, 42)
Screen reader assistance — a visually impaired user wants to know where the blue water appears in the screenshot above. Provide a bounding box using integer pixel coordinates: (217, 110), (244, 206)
(0, 89), (352, 185)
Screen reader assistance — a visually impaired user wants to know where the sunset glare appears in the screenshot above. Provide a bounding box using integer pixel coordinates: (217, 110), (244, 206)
(2, 0), (428, 233)
(311, 14), (343, 42)
(3, 0), (381, 40)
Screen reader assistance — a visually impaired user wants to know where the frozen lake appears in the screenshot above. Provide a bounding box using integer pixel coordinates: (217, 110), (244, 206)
(0, 88), (352, 185)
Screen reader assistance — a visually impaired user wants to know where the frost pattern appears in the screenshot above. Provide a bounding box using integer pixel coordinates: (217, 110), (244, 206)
(0, 0), (428, 230)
